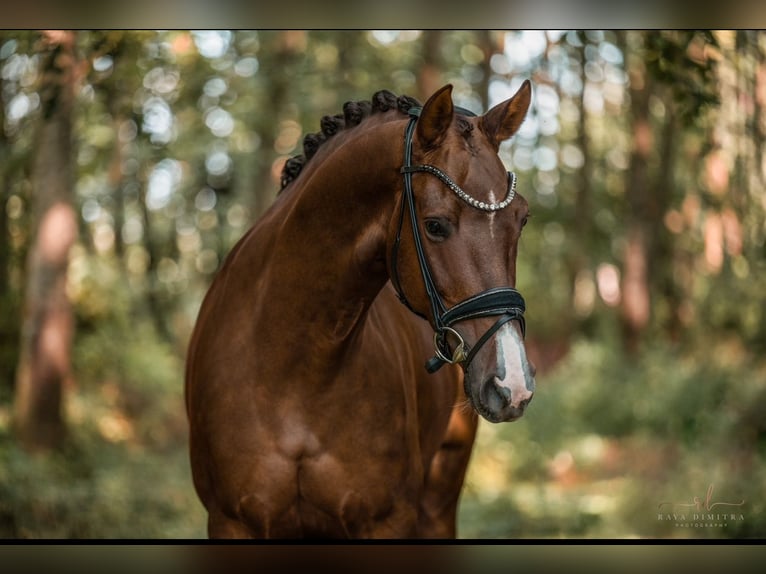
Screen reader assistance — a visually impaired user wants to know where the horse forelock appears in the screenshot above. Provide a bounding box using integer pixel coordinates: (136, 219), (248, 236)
(278, 90), (421, 192)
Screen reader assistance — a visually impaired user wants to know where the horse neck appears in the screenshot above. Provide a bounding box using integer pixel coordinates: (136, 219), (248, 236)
(262, 117), (405, 351)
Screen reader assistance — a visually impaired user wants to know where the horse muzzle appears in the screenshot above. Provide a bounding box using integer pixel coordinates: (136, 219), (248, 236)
(464, 319), (535, 423)
(477, 374), (534, 422)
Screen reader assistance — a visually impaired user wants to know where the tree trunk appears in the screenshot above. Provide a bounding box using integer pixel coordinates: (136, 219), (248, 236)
(0, 93), (9, 295)
(0, 92), (20, 391)
(250, 30), (306, 221)
(137, 159), (176, 346)
(475, 30), (494, 111)
(619, 31), (652, 355)
(570, 33), (594, 322)
(13, 31), (79, 451)
(418, 31), (443, 101)
(655, 94), (682, 341)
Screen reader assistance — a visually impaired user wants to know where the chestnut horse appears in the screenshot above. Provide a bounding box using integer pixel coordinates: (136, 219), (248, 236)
(185, 81), (536, 538)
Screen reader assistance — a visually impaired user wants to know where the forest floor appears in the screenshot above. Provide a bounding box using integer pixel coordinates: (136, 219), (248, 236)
(0, 331), (763, 539)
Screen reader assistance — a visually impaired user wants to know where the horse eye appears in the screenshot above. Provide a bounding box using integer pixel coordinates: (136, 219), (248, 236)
(424, 218), (450, 240)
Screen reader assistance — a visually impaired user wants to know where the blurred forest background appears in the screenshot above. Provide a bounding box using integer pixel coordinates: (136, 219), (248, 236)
(0, 30), (764, 539)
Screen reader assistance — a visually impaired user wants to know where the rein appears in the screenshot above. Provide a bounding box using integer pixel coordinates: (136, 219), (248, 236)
(390, 106), (527, 374)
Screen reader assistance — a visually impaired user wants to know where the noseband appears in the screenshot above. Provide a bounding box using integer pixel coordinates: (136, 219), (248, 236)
(390, 106), (527, 374)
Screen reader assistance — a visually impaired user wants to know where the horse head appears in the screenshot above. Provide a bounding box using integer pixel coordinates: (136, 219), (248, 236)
(388, 81), (536, 423)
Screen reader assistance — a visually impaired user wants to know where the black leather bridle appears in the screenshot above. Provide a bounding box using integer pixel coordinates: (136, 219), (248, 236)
(390, 106), (527, 374)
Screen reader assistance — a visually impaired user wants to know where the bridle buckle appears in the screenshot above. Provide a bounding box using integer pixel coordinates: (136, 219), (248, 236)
(433, 327), (467, 365)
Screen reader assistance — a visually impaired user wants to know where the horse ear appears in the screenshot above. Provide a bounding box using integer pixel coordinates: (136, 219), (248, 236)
(416, 84), (454, 149)
(480, 79), (532, 149)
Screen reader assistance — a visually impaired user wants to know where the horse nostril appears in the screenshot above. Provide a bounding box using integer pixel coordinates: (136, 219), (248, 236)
(483, 376), (512, 410)
(529, 361), (537, 377)
(494, 380), (512, 402)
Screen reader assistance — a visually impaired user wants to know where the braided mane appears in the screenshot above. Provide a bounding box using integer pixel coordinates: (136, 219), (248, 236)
(279, 89), (421, 191)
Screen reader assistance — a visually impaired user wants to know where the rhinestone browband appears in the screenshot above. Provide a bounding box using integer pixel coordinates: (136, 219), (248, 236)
(400, 164), (516, 212)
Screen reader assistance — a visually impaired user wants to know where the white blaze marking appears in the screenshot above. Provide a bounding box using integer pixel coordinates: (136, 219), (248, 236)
(488, 190), (497, 239)
(494, 322), (535, 407)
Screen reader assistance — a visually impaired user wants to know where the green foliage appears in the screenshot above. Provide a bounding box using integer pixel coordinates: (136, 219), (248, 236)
(0, 432), (205, 538)
(642, 31), (720, 126)
(459, 336), (766, 538)
(1, 29), (765, 539)
(0, 273), (205, 538)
